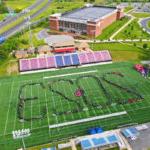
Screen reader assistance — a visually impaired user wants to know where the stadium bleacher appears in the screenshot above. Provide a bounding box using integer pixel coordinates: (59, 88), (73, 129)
(19, 50), (112, 72)
(64, 55), (72, 66)
(79, 50), (111, 64)
(92, 138), (107, 146)
(55, 55), (64, 67)
(78, 53), (89, 64)
(30, 58), (39, 70)
(121, 127), (139, 139)
(38, 57), (47, 69)
(101, 50), (112, 61)
(71, 53), (80, 65)
(46, 56), (56, 68)
(41, 147), (56, 150)
(86, 52), (95, 63)
(94, 51), (104, 62)
(20, 59), (30, 71)
(81, 134), (120, 150)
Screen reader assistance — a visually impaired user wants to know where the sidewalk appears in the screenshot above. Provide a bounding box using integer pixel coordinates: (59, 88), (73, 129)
(110, 15), (135, 40)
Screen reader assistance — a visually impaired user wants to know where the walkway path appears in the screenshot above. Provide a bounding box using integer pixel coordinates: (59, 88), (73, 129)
(110, 15), (135, 40)
(139, 17), (150, 34)
(75, 39), (150, 44)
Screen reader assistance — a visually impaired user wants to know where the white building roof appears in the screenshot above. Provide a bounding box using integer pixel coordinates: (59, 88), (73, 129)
(45, 35), (75, 47)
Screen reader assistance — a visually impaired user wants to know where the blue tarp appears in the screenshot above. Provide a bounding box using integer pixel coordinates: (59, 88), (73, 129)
(95, 127), (104, 133)
(88, 127), (104, 135)
(88, 128), (97, 135)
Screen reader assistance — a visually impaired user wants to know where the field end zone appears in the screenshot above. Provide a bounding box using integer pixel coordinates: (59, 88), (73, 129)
(49, 111), (127, 129)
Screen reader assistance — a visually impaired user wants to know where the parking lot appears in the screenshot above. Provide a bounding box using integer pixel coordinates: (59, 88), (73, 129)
(127, 123), (150, 150)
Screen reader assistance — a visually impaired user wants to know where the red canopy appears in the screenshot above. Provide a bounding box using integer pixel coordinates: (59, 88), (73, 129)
(53, 47), (75, 53)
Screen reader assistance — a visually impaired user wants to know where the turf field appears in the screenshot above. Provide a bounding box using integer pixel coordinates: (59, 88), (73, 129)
(0, 62), (150, 150)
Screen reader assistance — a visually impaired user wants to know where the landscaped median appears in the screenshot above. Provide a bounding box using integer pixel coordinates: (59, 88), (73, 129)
(31, 1), (85, 22)
(131, 12), (150, 18)
(0, 0), (49, 35)
(4, 0), (36, 12)
(148, 20), (150, 28)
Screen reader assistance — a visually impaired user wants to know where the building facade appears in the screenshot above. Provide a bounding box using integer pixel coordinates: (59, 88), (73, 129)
(50, 5), (124, 37)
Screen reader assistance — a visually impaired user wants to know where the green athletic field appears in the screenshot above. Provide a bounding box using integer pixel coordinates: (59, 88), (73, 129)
(0, 62), (150, 150)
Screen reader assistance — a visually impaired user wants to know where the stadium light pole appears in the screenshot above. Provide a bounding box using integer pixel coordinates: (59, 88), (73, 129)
(26, 16), (34, 49)
(90, 30), (96, 50)
(22, 137), (26, 150)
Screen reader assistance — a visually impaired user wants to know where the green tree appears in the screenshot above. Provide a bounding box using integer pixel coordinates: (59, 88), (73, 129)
(143, 43), (148, 49)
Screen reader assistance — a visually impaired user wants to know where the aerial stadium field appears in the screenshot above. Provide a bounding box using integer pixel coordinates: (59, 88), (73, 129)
(0, 62), (150, 150)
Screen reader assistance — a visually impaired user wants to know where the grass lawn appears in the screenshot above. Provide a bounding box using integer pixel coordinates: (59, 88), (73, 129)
(0, 14), (6, 21)
(131, 12), (150, 18)
(114, 19), (150, 40)
(4, 0), (36, 12)
(90, 42), (146, 62)
(18, 27), (45, 49)
(148, 20), (150, 28)
(96, 17), (129, 40)
(124, 6), (133, 13)
(0, 62), (150, 150)
(32, 0), (85, 22)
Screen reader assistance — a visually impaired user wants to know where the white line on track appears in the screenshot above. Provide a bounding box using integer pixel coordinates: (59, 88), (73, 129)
(49, 111), (127, 129)
(3, 80), (14, 135)
(43, 70), (98, 79)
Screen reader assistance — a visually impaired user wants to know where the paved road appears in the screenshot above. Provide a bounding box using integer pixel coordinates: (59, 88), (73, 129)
(126, 123), (150, 150)
(0, 0), (52, 39)
(139, 18), (150, 34)
(0, 0), (44, 29)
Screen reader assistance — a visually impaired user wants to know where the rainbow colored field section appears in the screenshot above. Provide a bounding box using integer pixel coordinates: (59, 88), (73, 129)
(0, 62), (150, 150)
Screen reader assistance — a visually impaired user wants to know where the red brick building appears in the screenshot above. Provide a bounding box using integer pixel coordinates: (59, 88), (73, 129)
(50, 5), (124, 37)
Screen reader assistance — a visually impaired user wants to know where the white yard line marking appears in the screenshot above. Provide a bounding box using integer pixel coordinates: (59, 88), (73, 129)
(3, 80), (14, 135)
(37, 82), (42, 126)
(43, 70), (98, 79)
(31, 81), (33, 130)
(49, 111), (127, 129)
(43, 74), (51, 132)
(13, 85), (20, 131)
(23, 84), (26, 129)
(51, 88), (59, 125)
